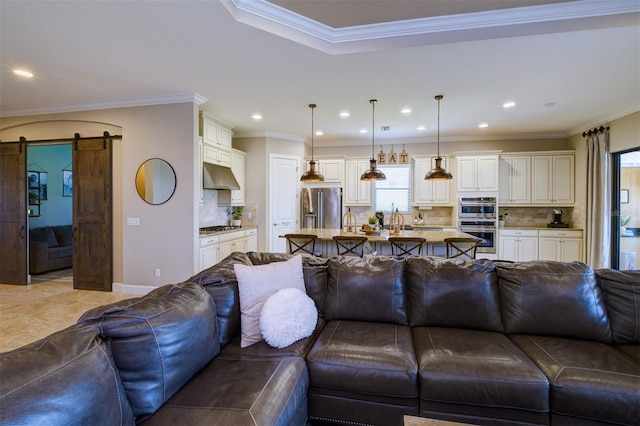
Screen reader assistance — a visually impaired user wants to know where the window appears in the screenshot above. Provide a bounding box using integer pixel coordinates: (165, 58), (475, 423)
(374, 165), (412, 213)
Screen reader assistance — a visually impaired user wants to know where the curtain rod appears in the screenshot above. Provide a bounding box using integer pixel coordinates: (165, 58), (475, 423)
(582, 125), (609, 138)
(1, 131), (122, 144)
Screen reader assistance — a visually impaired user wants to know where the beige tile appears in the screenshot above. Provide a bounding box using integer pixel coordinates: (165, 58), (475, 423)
(0, 272), (132, 353)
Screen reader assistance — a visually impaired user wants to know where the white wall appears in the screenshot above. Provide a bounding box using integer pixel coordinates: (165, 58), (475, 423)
(0, 102), (199, 290)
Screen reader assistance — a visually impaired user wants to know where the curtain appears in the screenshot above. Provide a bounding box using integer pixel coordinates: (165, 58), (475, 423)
(585, 128), (610, 268)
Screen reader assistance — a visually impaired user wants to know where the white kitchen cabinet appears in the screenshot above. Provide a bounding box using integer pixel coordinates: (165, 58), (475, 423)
(531, 155), (574, 205)
(218, 149), (246, 206)
(457, 155), (499, 192)
(538, 229), (583, 262)
(413, 156), (451, 205)
(245, 228), (258, 252)
(219, 229), (257, 259)
(498, 156), (530, 205)
(499, 229), (538, 261)
(199, 235), (220, 270)
(303, 158), (344, 184)
(345, 158), (371, 206)
(200, 112), (233, 167)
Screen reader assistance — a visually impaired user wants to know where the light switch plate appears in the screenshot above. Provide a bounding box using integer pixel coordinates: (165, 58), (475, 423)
(127, 217), (141, 226)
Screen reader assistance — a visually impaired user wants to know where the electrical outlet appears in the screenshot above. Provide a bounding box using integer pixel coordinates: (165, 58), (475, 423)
(155, 268), (161, 277)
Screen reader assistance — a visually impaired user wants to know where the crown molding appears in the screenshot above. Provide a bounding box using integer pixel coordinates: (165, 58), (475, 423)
(0, 92), (208, 118)
(566, 103), (640, 137)
(233, 130), (305, 142)
(223, 0), (640, 54)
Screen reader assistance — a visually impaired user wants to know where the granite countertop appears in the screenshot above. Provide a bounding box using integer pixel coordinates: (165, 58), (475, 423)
(283, 228), (475, 243)
(199, 225), (257, 237)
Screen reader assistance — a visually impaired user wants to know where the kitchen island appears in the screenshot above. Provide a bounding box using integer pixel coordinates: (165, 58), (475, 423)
(282, 228), (475, 257)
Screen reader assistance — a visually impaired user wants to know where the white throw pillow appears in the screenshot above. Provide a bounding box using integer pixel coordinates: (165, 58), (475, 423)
(260, 288), (318, 348)
(234, 255), (306, 348)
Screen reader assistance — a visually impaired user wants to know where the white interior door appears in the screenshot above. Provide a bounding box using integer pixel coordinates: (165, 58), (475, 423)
(269, 154), (299, 252)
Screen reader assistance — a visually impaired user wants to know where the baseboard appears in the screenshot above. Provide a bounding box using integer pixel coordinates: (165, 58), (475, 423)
(113, 282), (155, 296)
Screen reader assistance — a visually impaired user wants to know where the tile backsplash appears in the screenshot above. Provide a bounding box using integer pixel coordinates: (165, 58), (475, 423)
(199, 190), (258, 228)
(499, 206), (576, 228)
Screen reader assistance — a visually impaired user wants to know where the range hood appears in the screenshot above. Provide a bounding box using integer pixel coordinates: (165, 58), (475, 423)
(203, 163), (240, 190)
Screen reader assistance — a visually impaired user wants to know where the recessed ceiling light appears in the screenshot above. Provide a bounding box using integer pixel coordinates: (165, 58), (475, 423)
(503, 101), (516, 108)
(339, 111), (350, 118)
(479, 123), (489, 128)
(315, 131), (323, 136)
(401, 108), (412, 114)
(360, 129), (367, 134)
(252, 114), (262, 120)
(417, 126), (426, 131)
(13, 69), (34, 78)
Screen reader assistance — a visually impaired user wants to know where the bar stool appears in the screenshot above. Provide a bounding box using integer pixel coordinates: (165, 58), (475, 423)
(284, 234), (318, 256)
(333, 235), (368, 257)
(444, 237), (484, 260)
(388, 237), (426, 257)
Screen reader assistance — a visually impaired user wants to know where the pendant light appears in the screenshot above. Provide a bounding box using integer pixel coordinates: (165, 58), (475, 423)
(425, 95), (453, 180)
(360, 99), (386, 181)
(300, 103), (325, 182)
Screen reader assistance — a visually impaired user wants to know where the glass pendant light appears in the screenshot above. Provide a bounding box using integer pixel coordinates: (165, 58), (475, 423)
(360, 99), (386, 181)
(425, 95), (453, 180)
(300, 103), (325, 182)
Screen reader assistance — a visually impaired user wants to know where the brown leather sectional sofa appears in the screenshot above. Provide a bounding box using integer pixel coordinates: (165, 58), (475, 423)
(1, 252), (638, 426)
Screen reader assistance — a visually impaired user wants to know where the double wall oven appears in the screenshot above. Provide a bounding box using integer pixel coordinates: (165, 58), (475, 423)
(458, 197), (497, 254)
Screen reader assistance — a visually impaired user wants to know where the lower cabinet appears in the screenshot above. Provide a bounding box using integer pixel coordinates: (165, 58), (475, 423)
(200, 228), (258, 271)
(538, 230), (583, 262)
(499, 229), (538, 262)
(199, 235), (220, 271)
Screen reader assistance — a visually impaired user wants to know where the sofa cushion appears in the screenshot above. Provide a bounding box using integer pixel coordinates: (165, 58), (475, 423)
(496, 261), (612, 342)
(29, 226), (58, 248)
(307, 320), (418, 398)
(325, 255), (408, 324)
(413, 327), (549, 425)
(511, 334), (640, 426)
(78, 283), (219, 422)
(48, 245), (72, 259)
(52, 225), (73, 247)
(0, 324), (134, 426)
(141, 356), (309, 426)
(234, 255), (306, 348)
(596, 268), (640, 344)
(188, 252), (253, 346)
(407, 257), (502, 332)
(247, 252), (329, 316)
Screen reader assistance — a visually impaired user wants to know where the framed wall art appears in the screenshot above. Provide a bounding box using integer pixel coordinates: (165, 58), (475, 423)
(62, 170), (73, 197)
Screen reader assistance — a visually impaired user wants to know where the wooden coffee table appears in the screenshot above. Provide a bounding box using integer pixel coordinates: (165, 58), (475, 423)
(404, 415), (474, 426)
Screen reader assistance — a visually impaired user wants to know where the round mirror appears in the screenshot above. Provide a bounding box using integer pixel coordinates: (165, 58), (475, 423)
(135, 158), (176, 205)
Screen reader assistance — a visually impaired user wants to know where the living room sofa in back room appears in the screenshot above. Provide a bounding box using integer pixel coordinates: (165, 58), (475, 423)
(1, 252), (638, 426)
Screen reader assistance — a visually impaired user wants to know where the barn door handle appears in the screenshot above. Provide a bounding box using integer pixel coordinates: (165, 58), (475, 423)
(19, 226), (25, 239)
(73, 226), (78, 241)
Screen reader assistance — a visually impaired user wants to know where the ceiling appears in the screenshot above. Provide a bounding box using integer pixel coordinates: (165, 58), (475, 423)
(1, 0), (638, 147)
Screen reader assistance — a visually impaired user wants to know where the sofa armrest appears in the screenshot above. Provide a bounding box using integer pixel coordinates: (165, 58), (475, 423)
(29, 241), (49, 274)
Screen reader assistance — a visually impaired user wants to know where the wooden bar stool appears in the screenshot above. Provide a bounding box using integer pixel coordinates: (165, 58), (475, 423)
(444, 237), (484, 260)
(333, 235), (368, 257)
(284, 234), (318, 256)
(388, 237), (426, 257)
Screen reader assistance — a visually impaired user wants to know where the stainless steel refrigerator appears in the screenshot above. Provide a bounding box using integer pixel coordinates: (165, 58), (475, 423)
(301, 187), (342, 229)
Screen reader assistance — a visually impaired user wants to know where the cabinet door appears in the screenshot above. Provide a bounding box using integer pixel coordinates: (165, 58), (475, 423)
(321, 159), (343, 183)
(246, 234), (258, 252)
(499, 236), (519, 262)
(532, 156), (554, 204)
(202, 117), (219, 146)
(510, 156), (530, 204)
(457, 157), (478, 191)
(218, 127), (232, 150)
(200, 245), (219, 270)
(415, 157), (450, 205)
(519, 237), (538, 261)
(477, 156), (499, 191)
(498, 157), (513, 204)
(552, 155), (574, 204)
(219, 241), (235, 260)
(538, 238), (559, 261)
(345, 159), (370, 205)
(220, 150), (245, 206)
(561, 238), (582, 262)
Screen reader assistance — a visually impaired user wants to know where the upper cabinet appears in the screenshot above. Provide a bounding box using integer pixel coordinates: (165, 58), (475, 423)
(302, 158), (344, 185)
(498, 155), (531, 205)
(218, 149), (246, 206)
(531, 154), (574, 205)
(200, 112), (233, 168)
(345, 158), (371, 206)
(456, 154), (499, 192)
(413, 156), (451, 205)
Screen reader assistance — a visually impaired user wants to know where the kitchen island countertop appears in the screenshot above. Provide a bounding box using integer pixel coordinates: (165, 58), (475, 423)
(280, 228), (475, 243)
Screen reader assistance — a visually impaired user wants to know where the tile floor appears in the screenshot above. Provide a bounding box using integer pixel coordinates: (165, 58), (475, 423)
(0, 269), (133, 353)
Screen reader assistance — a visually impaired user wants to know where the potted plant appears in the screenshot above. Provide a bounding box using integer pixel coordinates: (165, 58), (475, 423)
(231, 206), (243, 227)
(620, 215), (631, 234)
(367, 215), (378, 229)
(498, 210), (508, 227)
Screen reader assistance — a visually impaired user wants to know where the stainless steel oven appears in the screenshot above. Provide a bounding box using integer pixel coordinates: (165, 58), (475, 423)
(459, 219), (497, 254)
(459, 197), (497, 219)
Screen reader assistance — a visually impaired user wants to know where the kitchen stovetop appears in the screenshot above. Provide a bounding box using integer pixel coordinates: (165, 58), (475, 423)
(199, 225), (242, 235)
